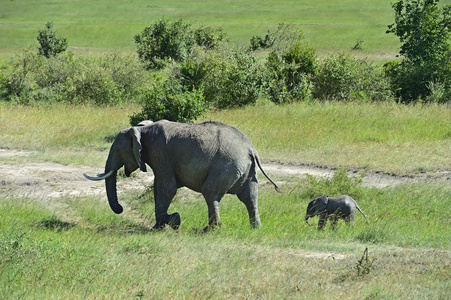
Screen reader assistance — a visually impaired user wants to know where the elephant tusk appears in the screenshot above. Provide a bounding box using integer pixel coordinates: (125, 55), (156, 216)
(83, 170), (114, 181)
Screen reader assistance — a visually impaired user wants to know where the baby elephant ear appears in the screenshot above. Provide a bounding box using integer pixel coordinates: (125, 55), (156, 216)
(130, 127), (146, 172)
(315, 195), (329, 212)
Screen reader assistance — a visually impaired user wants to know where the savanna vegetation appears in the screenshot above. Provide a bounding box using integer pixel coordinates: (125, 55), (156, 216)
(1, 0), (450, 299)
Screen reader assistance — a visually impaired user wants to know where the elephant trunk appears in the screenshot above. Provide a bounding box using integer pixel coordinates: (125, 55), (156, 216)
(105, 171), (123, 214)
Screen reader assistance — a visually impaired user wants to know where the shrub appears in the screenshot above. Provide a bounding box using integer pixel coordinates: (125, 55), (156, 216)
(302, 168), (364, 200)
(249, 31), (274, 51)
(174, 46), (263, 109)
(312, 53), (392, 101)
(129, 77), (207, 125)
(33, 52), (75, 89)
(0, 51), (38, 102)
(101, 53), (150, 100)
(264, 42), (317, 103)
(384, 56), (451, 103)
(135, 19), (229, 70)
(0, 51), (149, 104)
(250, 24), (304, 52)
(37, 22), (68, 58)
(193, 26), (229, 50)
(135, 19), (195, 70)
(64, 60), (122, 105)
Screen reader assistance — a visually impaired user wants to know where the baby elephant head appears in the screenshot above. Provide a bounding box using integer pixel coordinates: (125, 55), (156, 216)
(305, 195), (328, 226)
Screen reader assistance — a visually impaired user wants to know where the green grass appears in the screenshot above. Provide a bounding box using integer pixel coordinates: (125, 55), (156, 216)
(0, 101), (450, 298)
(208, 101), (451, 174)
(1, 180), (450, 299)
(1, 101), (449, 174)
(6, 0), (451, 64)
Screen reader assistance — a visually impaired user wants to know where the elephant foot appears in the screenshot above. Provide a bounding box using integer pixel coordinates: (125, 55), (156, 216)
(168, 212), (181, 230)
(153, 213), (181, 231)
(202, 223), (221, 233)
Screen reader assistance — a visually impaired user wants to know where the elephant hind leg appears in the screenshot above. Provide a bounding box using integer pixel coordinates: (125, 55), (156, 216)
(201, 167), (240, 230)
(203, 195), (223, 231)
(330, 215), (339, 230)
(237, 179), (261, 228)
(346, 214), (355, 226)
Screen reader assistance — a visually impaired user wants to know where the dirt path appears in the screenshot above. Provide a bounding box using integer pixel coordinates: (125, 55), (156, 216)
(1, 149), (449, 201)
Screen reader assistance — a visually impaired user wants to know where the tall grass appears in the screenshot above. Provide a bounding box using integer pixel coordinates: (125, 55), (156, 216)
(0, 102), (140, 165)
(1, 101), (449, 298)
(1, 101), (449, 174)
(207, 101), (451, 174)
(1, 179), (449, 299)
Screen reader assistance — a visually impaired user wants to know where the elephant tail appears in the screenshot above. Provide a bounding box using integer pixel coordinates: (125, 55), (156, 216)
(253, 152), (283, 193)
(356, 205), (368, 223)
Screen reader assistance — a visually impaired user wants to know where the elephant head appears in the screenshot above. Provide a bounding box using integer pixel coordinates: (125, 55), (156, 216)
(84, 126), (146, 214)
(305, 195), (328, 226)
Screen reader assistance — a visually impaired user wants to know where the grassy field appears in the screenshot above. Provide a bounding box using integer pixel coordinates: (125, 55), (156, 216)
(1, 102), (450, 298)
(1, 174), (450, 298)
(4, 0), (443, 64)
(1, 101), (449, 174)
(1, 0), (450, 298)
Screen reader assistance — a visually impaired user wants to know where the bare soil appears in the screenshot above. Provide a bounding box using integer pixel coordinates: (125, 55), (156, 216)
(1, 148), (449, 260)
(1, 148), (449, 201)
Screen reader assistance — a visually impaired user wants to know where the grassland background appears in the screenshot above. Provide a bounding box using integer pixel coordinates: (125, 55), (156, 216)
(4, 0), (451, 64)
(1, 0), (451, 298)
(1, 101), (450, 298)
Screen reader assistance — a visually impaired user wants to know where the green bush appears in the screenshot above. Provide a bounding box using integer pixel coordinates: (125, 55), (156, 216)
(193, 26), (229, 50)
(135, 19), (195, 70)
(0, 51), (38, 102)
(0, 51), (149, 104)
(134, 19), (228, 70)
(264, 42), (317, 103)
(384, 56), (451, 103)
(101, 53), (150, 100)
(174, 46), (262, 109)
(312, 53), (392, 101)
(249, 31), (274, 51)
(37, 22), (68, 58)
(33, 52), (75, 89)
(64, 61), (122, 105)
(250, 24), (304, 53)
(302, 168), (364, 200)
(129, 77), (207, 125)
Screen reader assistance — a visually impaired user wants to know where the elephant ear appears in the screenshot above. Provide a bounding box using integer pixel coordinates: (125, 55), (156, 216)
(315, 195), (329, 213)
(130, 127), (147, 172)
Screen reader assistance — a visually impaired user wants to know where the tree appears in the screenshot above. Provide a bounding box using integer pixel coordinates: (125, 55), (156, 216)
(37, 22), (68, 58)
(135, 19), (194, 70)
(387, 0), (450, 63)
(134, 19), (228, 70)
(386, 0), (451, 102)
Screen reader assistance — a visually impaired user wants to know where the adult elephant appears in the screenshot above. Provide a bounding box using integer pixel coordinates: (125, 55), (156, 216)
(84, 120), (282, 230)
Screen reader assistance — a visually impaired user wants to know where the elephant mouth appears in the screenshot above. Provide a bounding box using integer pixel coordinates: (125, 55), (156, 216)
(83, 170), (114, 181)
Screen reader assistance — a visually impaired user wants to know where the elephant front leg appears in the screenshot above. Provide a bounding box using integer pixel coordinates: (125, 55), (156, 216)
(318, 212), (328, 230)
(153, 178), (180, 230)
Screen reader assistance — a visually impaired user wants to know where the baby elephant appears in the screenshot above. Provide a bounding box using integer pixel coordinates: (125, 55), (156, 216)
(305, 195), (368, 229)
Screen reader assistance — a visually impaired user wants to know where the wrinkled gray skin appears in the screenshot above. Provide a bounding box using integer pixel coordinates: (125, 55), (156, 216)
(305, 195), (368, 230)
(84, 120), (281, 231)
